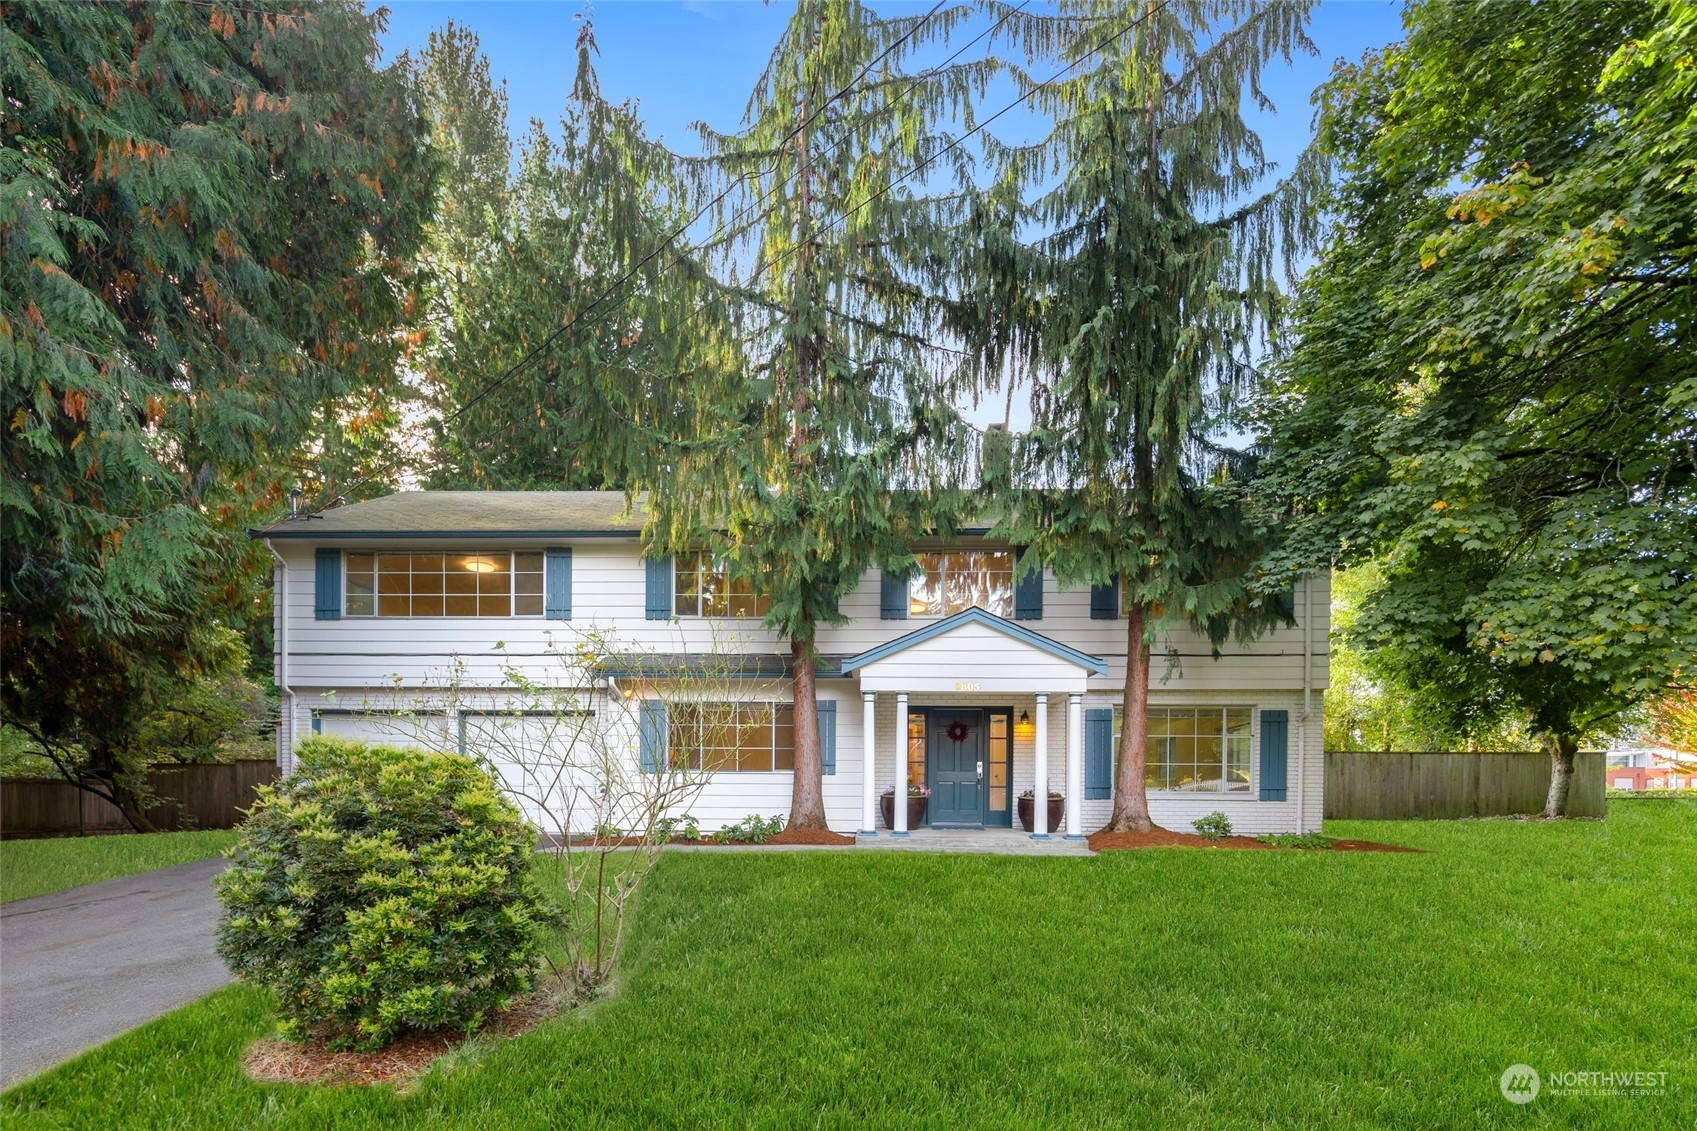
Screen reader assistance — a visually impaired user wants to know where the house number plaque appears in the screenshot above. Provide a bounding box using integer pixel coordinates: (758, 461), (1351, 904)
(954, 681), (981, 691)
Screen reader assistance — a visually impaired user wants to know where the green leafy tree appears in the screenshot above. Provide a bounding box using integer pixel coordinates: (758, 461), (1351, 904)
(651, 0), (990, 829)
(1260, 0), (1697, 815)
(1323, 563), (1531, 752)
(962, 0), (1320, 832)
(1, 1), (433, 827)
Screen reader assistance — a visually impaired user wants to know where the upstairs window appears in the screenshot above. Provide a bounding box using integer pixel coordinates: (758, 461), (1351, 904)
(345, 552), (544, 617)
(674, 552), (770, 618)
(908, 550), (1014, 618)
(668, 702), (795, 772)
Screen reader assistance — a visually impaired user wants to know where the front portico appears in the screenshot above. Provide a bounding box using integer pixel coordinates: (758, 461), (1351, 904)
(842, 608), (1108, 840)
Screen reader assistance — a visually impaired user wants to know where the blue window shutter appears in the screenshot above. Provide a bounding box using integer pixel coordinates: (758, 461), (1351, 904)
(817, 700), (837, 776)
(1085, 708), (1114, 798)
(314, 548), (342, 620)
(1014, 550), (1043, 620)
(645, 556), (672, 620)
(1259, 710), (1289, 801)
(1089, 577), (1119, 620)
(639, 700), (667, 773)
(880, 570), (909, 620)
(544, 547), (572, 620)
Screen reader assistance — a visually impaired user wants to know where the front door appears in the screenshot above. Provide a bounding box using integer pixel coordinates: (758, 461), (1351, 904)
(928, 708), (985, 826)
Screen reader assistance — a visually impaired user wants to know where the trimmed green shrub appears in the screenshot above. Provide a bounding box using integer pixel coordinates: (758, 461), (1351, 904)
(215, 738), (553, 1050)
(1192, 811), (1233, 839)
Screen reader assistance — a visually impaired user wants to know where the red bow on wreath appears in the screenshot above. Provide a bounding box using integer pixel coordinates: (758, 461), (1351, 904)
(946, 720), (970, 743)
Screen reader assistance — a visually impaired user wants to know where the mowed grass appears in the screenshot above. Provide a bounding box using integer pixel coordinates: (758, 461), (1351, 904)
(0, 829), (240, 903)
(4, 802), (1693, 1129)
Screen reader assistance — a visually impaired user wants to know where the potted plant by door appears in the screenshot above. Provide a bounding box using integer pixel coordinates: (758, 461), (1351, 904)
(1017, 790), (1066, 833)
(880, 785), (930, 831)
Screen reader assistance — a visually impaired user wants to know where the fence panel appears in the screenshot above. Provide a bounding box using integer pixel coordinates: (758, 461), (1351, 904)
(0, 760), (280, 839)
(1324, 751), (1606, 820)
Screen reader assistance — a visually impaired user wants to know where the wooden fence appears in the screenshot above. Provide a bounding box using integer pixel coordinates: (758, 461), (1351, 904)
(0, 760), (279, 839)
(1324, 751), (1607, 820)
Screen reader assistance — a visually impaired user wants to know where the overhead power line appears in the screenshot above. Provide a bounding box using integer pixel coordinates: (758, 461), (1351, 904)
(309, 0), (1172, 508)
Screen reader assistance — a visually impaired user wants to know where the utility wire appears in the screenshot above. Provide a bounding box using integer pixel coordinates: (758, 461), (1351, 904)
(301, 0), (957, 511)
(309, 0), (1170, 508)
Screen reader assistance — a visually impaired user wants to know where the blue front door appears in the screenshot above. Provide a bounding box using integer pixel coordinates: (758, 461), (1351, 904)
(928, 709), (985, 826)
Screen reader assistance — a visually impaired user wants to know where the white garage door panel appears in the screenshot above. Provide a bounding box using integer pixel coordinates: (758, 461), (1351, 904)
(460, 715), (601, 835)
(316, 713), (456, 751)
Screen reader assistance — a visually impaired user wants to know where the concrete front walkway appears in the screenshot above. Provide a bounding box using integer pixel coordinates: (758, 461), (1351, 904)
(0, 858), (231, 1091)
(856, 828), (1095, 855)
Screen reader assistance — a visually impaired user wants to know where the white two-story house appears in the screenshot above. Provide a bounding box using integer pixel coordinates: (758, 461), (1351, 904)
(257, 491), (1328, 837)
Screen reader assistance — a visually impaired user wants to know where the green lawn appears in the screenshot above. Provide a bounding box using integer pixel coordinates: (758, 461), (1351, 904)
(4, 802), (1693, 1129)
(0, 829), (240, 903)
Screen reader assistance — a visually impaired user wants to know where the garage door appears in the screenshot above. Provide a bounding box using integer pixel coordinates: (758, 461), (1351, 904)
(459, 713), (603, 836)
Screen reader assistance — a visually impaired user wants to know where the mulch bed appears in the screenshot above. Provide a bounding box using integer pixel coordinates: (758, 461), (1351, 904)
(242, 990), (559, 1088)
(763, 827), (856, 846)
(1087, 827), (1420, 853)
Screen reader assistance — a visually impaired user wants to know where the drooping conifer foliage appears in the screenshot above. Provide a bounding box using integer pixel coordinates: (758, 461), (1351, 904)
(1260, 0), (1697, 815)
(960, 0), (1320, 831)
(651, 0), (995, 829)
(418, 22), (734, 491)
(0, 1), (433, 826)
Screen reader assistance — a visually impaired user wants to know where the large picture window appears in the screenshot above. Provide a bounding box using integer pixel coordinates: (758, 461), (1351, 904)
(345, 552), (544, 617)
(674, 552), (770, 618)
(1115, 706), (1253, 793)
(668, 702), (795, 772)
(908, 550), (1014, 618)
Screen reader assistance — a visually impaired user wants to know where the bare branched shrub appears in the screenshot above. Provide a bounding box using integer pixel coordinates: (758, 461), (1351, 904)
(353, 624), (774, 997)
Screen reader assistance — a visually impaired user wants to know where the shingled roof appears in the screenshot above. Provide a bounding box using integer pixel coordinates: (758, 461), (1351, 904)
(252, 491), (647, 539)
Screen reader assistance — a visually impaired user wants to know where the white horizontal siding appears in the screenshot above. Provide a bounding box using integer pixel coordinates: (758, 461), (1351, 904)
(271, 541), (1329, 695)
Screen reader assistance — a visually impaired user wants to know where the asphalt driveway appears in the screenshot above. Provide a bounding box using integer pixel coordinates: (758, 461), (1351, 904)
(0, 858), (231, 1091)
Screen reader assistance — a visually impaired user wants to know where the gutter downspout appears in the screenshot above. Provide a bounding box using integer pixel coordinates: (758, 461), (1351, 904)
(266, 539), (296, 776)
(1298, 574), (1314, 833)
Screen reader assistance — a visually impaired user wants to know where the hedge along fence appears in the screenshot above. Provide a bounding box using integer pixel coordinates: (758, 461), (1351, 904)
(0, 760), (280, 839)
(1324, 751), (1607, 820)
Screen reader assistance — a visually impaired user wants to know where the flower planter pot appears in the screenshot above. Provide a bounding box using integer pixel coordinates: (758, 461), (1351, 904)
(1018, 795), (1066, 834)
(879, 793), (928, 831)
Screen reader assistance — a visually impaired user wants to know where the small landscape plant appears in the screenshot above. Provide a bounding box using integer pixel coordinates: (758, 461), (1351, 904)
(713, 813), (785, 844)
(1017, 789), (1064, 800)
(1192, 811), (1233, 839)
(1256, 832), (1336, 849)
(882, 784), (931, 798)
(656, 814), (703, 842)
(215, 737), (553, 1051)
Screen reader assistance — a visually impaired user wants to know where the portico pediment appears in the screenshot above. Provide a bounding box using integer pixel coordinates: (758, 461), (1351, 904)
(842, 608), (1107, 694)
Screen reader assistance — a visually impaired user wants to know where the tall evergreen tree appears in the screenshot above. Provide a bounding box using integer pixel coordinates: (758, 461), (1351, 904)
(654, 0), (991, 829)
(422, 23), (724, 490)
(1, 1), (433, 825)
(961, 0), (1320, 832)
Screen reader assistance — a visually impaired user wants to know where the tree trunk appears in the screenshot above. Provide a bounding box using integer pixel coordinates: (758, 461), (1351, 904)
(1105, 600), (1155, 832)
(1541, 731), (1578, 819)
(786, 638), (828, 830)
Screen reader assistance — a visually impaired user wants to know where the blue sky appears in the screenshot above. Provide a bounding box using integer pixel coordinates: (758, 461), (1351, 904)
(374, 1), (1406, 174)
(371, 0), (1409, 426)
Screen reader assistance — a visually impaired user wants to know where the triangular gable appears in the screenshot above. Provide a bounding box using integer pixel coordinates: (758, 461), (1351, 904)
(842, 607), (1108, 676)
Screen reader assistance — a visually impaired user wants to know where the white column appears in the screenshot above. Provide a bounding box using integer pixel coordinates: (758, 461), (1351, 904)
(893, 693), (910, 836)
(860, 692), (877, 835)
(1031, 693), (1050, 839)
(1065, 692), (1084, 839)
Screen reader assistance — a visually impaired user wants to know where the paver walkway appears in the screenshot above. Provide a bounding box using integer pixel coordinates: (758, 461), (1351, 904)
(855, 828), (1095, 855)
(0, 858), (231, 1091)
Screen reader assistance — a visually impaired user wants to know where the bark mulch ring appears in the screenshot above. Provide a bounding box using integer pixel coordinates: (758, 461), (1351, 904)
(242, 989), (561, 1089)
(1087, 827), (1421, 853)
